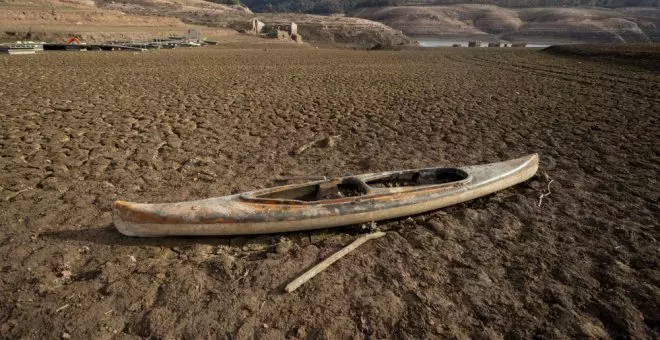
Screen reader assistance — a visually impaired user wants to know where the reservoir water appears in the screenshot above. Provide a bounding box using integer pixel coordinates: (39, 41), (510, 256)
(417, 39), (551, 48)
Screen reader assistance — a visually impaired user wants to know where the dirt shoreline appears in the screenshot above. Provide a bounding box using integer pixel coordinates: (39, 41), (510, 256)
(0, 46), (658, 339)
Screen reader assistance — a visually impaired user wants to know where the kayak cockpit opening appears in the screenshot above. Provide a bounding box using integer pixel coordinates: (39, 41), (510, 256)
(254, 184), (321, 201)
(250, 178), (370, 202)
(243, 168), (470, 204)
(366, 168), (469, 188)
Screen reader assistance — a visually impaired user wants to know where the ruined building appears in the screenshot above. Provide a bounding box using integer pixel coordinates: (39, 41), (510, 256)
(249, 19), (302, 43)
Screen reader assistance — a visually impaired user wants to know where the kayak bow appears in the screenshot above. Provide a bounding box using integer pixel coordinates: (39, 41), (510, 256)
(113, 154), (538, 237)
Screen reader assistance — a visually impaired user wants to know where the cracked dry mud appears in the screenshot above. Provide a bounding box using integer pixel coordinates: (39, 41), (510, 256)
(0, 47), (658, 339)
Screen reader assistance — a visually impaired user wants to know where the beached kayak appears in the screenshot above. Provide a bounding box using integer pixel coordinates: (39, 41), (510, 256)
(113, 154), (539, 237)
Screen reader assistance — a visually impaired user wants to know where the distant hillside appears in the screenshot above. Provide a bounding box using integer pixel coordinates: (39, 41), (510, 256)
(95, 0), (251, 19)
(0, 0), (250, 43)
(350, 4), (660, 43)
(241, 0), (660, 13)
(0, 0), (415, 46)
(234, 12), (416, 45)
(0, 0), (251, 27)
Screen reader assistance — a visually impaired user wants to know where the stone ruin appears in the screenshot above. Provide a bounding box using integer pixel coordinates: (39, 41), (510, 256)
(251, 18), (265, 35)
(250, 19), (303, 43)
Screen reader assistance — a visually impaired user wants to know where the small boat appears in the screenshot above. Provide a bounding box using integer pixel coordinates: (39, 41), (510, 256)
(179, 41), (202, 47)
(113, 154), (538, 237)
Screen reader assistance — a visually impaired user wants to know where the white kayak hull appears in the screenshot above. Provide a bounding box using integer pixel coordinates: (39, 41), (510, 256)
(113, 154), (539, 237)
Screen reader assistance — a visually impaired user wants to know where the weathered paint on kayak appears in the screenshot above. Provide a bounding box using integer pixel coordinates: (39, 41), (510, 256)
(113, 154), (539, 237)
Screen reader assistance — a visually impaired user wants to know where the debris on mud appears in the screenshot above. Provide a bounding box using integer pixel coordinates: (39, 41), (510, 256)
(286, 232), (387, 293)
(293, 134), (340, 155)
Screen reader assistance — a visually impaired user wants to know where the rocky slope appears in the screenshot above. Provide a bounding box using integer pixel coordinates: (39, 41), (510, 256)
(0, 0), (254, 43)
(0, 0), (414, 46)
(228, 13), (416, 45)
(350, 5), (660, 43)
(94, 0), (252, 23)
(0, 0), (249, 30)
(241, 0), (660, 13)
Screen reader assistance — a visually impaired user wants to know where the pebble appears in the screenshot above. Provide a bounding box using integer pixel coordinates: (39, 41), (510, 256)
(275, 238), (292, 254)
(61, 333), (71, 339)
(578, 321), (608, 338)
(615, 260), (632, 273)
(242, 237), (270, 252)
(427, 220), (451, 239)
(214, 245), (231, 255)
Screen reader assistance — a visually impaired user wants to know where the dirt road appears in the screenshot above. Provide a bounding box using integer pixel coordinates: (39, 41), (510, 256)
(0, 47), (658, 339)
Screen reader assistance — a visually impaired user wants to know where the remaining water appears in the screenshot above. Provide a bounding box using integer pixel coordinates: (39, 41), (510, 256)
(417, 39), (551, 48)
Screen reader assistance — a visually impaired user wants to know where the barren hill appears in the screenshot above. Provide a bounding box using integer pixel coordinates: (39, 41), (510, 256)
(0, 0), (250, 28)
(0, 0), (414, 45)
(244, 12), (415, 45)
(242, 0), (660, 13)
(349, 5), (660, 43)
(0, 0), (253, 43)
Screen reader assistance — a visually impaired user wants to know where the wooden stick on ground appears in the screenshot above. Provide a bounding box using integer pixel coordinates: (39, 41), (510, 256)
(285, 231), (386, 293)
(273, 175), (327, 182)
(538, 179), (554, 208)
(294, 135), (340, 155)
(4, 187), (33, 202)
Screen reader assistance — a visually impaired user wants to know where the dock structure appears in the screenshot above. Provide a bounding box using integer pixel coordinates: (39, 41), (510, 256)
(43, 44), (88, 51)
(1, 30), (216, 55)
(0, 43), (41, 54)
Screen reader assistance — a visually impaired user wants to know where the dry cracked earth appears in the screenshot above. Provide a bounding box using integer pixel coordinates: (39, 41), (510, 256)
(0, 46), (658, 339)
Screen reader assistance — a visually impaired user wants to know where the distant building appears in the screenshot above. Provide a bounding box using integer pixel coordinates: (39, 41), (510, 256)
(186, 29), (202, 42)
(263, 22), (303, 43)
(251, 19), (265, 35)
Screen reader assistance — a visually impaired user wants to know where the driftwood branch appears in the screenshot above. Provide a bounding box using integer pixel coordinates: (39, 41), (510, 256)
(538, 179), (554, 207)
(55, 304), (70, 312)
(152, 141), (167, 159)
(4, 187), (33, 202)
(285, 231), (386, 293)
(273, 175), (327, 182)
(294, 135), (340, 155)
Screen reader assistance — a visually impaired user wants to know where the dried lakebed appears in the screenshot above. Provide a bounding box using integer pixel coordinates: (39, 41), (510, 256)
(0, 47), (658, 339)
